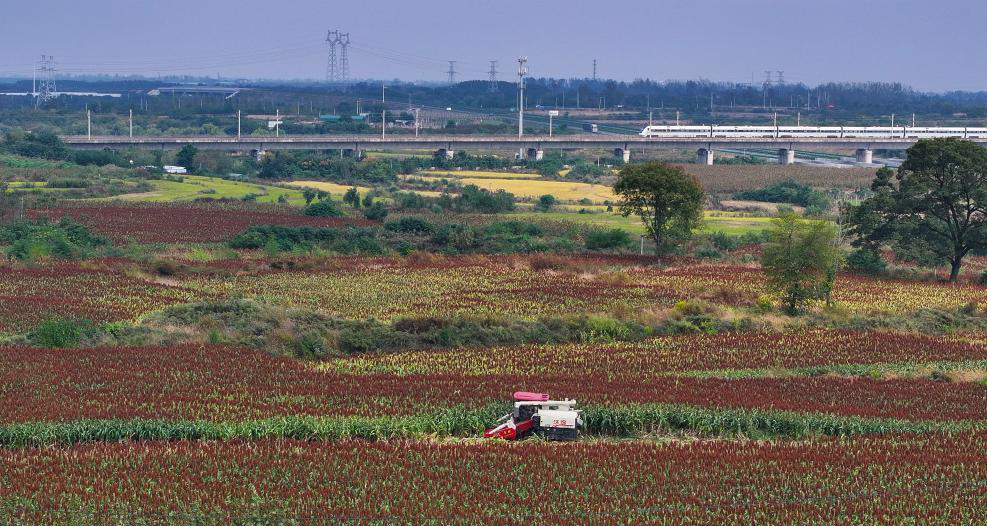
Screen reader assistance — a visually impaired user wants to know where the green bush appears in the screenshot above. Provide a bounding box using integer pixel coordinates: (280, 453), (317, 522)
(303, 200), (343, 217)
(363, 202), (388, 221)
(585, 229), (632, 251)
(846, 248), (887, 275)
(385, 217), (435, 234)
(28, 319), (91, 348)
(0, 219), (106, 261)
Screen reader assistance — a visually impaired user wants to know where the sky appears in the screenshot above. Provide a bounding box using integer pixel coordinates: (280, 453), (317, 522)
(0, 0), (984, 92)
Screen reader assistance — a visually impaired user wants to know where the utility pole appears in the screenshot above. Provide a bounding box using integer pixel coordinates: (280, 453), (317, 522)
(649, 111), (653, 128)
(414, 108), (420, 137)
(488, 60), (498, 93)
(275, 108), (280, 137)
(517, 56), (528, 139)
(87, 109), (91, 139)
(676, 110), (680, 126)
(129, 109), (133, 137)
(237, 110), (241, 139)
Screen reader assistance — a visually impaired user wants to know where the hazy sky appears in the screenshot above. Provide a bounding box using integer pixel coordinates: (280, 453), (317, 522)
(1, 0), (983, 91)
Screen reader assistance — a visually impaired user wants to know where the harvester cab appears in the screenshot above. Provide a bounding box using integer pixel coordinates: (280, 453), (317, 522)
(484, 392), (582, 441)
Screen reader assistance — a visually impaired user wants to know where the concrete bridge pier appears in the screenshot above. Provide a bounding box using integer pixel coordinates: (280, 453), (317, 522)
(526, 148), (544, 161)
(779, 148), (796, 165)
(855, 149), (873, 164)
(697, 148), (714, 165)
(614, 148), (630, 163)
(436, 148), (456, 160)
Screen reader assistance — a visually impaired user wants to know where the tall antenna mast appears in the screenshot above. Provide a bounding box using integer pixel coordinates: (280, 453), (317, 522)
(488, 60), (498, 93)
(447, 61), (457, 84)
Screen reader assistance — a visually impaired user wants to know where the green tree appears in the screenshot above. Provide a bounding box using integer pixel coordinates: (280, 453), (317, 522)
(535, 194), (556, 212)
(302, 189), (317, 205)
(344, 187), (361, 208)
(761, 213), (842, 314)
(848, 138), (987, 282)
(175, 144), (198, 171)
(613, 163), (704, 252)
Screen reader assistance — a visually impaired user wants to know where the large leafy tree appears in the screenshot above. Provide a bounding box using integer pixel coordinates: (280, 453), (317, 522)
(614, 163), (704, 252)
(175, 144), (198, 171)
(762, 213), (842, 314)
(848, 138), (987, 282)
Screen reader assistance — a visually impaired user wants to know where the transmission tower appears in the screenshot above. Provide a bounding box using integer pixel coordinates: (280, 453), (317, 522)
(763, 70), (773, 88)
(775, 70), (785, 85)
(592, 59), (597, 80)
(488, 60), (498, 93)
(447, 61), (457, 84)
(36, 55), (56, 108)
(325, 30), (339, 82)
(338, 33), (350, 82)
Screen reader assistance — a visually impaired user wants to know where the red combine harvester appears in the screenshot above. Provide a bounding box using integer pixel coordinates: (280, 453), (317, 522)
(484, 392), (583, 441)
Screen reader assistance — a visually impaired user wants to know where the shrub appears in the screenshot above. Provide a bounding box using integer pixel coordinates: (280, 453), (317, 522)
(385, 217), (435, 235)
(846, 248), (887, 276)
(303, 200), (343, 217)
(28, 319), (90, 348)
(585, 229), (632, 251)
(363, 202), (388, 221)
(709, 231), (740, 251)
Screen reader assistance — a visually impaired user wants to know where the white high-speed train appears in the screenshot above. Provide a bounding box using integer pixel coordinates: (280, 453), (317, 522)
(639, 125), (987, 139)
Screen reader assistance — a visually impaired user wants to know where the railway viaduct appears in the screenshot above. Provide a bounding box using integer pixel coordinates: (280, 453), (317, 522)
(60, 135), (987, 165)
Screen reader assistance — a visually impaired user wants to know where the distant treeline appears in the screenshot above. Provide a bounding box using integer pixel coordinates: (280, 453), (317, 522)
(4, 77), (987, 120)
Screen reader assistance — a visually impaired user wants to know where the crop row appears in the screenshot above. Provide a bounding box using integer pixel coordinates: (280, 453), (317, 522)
(2, 433), (986, 524)
(329, 330), (987, 377)
(3, 345), (986, 425)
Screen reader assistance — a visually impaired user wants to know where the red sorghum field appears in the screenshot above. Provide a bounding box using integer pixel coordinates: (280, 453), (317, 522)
(27, 202), (374, 243)
(1, 435), (985, 525)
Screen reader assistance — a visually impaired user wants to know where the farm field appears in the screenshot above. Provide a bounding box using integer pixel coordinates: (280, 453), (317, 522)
(411, 174), (617, 203)
(3, 435), (987, 524)
(421, 169), (543, 179)
(26, 202), (374, 243)
(0, 152), (981, 523)
(514, 210), (775, 235)
(5, 254), (987, 337)
(110, 175), (307, 204)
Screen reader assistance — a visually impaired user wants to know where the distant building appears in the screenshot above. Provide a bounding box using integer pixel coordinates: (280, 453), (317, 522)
(163, 166), (187, 174)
